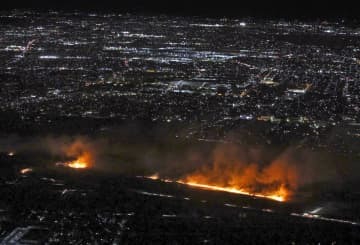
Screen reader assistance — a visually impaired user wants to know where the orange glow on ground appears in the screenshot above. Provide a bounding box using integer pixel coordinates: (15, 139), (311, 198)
(177, 180), (286, 202)
(148, 173), (160, 180)
(146, 174), (288, 202)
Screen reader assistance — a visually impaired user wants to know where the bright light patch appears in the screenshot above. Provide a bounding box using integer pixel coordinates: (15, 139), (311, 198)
(20, 168), (33, 174)
(67, 161), (87, 169)
(65, 153), (91, 169)
(177, 180), (286, 202)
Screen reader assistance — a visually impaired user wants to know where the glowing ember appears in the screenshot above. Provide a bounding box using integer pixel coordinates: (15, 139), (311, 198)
(148, 173), (160, 180)
(20, 168), (33, 174)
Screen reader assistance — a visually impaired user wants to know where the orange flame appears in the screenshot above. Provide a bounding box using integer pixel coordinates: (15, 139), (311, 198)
(176, 145), (299, 202)
(66, 153), (91, 169)
(148, 173), (160, 180)
(147, 174), (288, 202)
(62, 139), (94, 169)
(146, 146), (298, 202)
(182, 182), (286, 202)
(179, 160), (296, 202)
(67, 160), (87, 169)
(178, 179), (288, 202)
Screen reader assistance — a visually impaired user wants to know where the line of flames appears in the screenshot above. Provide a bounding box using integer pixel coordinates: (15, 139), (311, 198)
(147, 174), (285, 202)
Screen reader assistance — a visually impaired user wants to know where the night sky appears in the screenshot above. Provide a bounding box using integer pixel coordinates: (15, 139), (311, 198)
(1, 0), (359, 20)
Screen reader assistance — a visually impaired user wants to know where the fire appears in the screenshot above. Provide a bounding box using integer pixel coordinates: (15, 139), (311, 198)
(67, 160), (87, 169)
(172, 145), (299, 202)
(148, 173), (160, 180)
(178, 160), (296, 202)
(177, 180), (287, 202)
(145, 146), (298, 202)
(53, 137), (96, 169)
(146, 174), (288, 202)
(66, 153), (91, 169)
